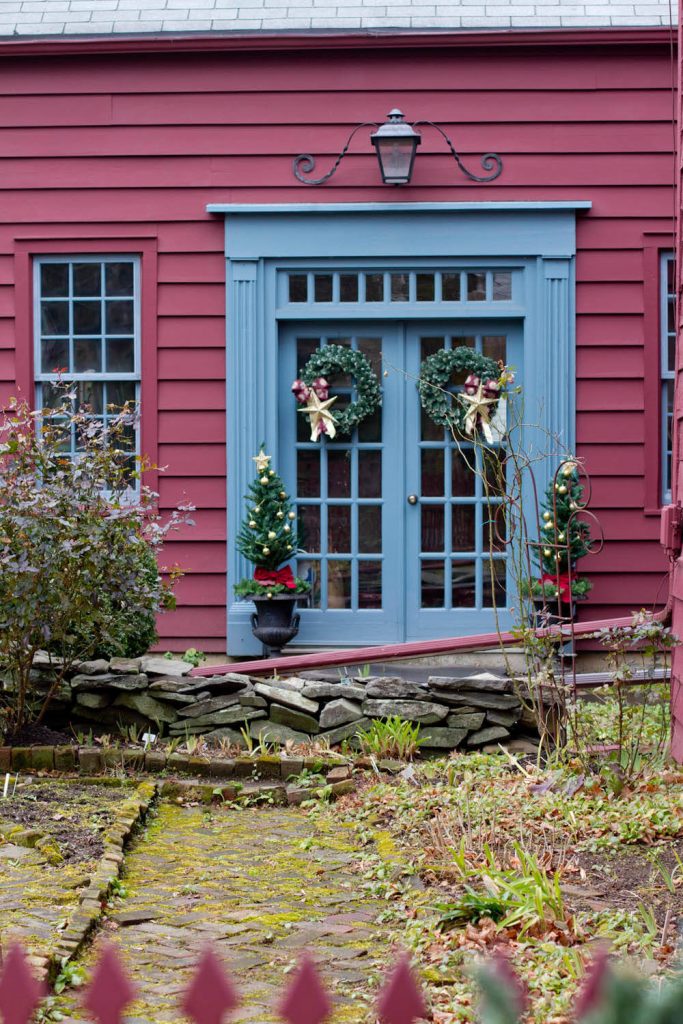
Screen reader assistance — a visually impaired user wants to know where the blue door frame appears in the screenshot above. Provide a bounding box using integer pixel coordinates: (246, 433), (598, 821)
(209, 202), (589, 655)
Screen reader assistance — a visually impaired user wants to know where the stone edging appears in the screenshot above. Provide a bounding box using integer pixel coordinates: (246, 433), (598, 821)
(0, 745), (349, 780)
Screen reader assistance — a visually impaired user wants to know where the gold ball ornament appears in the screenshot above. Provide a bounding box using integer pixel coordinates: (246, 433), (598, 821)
(276, 511), (284, 519)
(267, 531), (276, 540)
(269, 470), (275, 476)
(267, 591), (273, 599)
(248, 520), (256, 528)
(558, 532), (566, 542)
(287, 544), (293, 551)
(279, 491), (286, 499)
(255, 505), (261, 511)
(543, 548), (552, 557)
(288, 511), (296, 520)
(283, 525), (290, 533)
(262, 546), (270, 555)
(543, 521), (554, 531)
(260, 476), (268, 485)
(543, 511), (552, 521)
(558, 484), (568, 495)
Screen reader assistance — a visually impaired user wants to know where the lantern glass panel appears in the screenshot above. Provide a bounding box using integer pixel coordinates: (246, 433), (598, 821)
(375, 137), (417, 184)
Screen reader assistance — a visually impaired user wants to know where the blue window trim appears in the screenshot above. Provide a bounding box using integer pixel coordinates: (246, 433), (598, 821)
(661, 251), (675, 505)
(210, 201), (587, 655)
(33, 254), (142, 480)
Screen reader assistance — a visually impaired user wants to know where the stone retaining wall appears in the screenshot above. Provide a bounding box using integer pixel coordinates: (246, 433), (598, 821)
(28, 654), (540, 753)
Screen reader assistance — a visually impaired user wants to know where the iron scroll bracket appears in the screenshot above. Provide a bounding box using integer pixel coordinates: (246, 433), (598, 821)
(411, 120), (503, 182)
(293, 122), (380, 185)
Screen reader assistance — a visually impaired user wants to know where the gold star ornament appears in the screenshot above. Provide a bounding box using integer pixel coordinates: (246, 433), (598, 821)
(298, 391), (338, 442)
(252, 449), (271, 473)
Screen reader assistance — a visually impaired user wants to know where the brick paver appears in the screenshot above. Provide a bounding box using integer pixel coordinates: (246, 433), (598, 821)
(59, 803), (393, 1022)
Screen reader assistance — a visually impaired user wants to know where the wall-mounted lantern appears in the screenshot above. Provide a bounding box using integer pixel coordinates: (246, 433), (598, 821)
(293, 109), (503, 187)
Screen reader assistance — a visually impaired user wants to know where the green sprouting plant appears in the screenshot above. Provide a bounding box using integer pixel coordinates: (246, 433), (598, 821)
(357, 716), (426, 760)
(108, 877), (128, 900)
(181, 648), (205, 667)
(288, 768), (327, 788)
(239, 726), (255, 754)
(357, 663), (372, 678)
(567, 611), (677, 781)
(53, 961), (87, 995)
(71, 726), (94, 746)
(437, 841), (566, 936)
(648, 848), (683, 894)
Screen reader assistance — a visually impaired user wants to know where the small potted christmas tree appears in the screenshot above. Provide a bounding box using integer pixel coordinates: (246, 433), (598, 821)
(525, 459), (592, 618)
(234, 449), (310, 656)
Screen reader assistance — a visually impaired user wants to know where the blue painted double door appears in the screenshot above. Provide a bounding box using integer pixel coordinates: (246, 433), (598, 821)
(278, 320), (523, 645)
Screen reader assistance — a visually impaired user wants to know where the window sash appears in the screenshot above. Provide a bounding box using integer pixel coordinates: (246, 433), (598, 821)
(34, 255), (141, 382)
(661, 252), (675, 505)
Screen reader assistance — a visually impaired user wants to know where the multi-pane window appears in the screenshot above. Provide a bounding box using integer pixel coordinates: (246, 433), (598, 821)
(662, 253), (675, 503)
(34, 256), (140, 479)
(287, 269), (514, 305)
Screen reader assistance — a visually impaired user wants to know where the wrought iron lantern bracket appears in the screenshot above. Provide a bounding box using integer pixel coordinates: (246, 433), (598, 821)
(292, 110), (503, 186)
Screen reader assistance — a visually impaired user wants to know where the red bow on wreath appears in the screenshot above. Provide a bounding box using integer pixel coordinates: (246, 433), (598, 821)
(540, 573), (572, 601)
(254, 566), (297, 590)
(291, 377), (329, 403)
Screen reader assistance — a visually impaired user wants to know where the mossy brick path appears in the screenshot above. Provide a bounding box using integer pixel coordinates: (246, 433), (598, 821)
(0, 782), (134, 971)
(59, 803), (394, 1023)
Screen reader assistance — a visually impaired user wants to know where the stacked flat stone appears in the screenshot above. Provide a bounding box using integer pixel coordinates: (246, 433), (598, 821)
(32, 655), (539, 753)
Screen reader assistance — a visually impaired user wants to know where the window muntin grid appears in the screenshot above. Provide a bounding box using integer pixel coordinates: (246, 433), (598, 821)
(287, 269), (514, 306)
(293, 334), (383, 612)
(662, 253), (675, 504)
(34, 256), (141, 476)
(417, 331), (508, 611)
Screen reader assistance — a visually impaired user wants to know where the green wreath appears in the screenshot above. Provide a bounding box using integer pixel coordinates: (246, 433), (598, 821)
(418, 347), (501, 430)
(297, 345), (382, 437)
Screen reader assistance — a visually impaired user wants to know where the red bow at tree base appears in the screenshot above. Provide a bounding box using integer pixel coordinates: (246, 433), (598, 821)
(254, 566), (297, 590)
(540, 573), (572, 602)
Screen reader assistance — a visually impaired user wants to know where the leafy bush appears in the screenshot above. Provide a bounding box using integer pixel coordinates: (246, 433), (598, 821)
(0, 385), (192, 737)
(53, 542), (170, 660)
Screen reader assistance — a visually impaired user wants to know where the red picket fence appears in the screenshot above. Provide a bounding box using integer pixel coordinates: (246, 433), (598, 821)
(0, 943), (426, 1024)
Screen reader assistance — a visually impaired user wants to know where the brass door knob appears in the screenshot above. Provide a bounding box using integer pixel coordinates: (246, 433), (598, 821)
(407, 494), (418, 505)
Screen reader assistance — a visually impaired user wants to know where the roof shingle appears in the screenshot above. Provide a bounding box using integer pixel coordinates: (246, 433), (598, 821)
(0, 0), (676, 37)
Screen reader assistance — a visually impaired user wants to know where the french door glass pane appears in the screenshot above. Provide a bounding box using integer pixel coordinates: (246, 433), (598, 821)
(417, 330), (509, 612)
(292, 331), (384, 613)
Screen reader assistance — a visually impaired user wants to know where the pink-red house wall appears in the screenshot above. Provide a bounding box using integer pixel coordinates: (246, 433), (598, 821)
(0, 31), (675, 651)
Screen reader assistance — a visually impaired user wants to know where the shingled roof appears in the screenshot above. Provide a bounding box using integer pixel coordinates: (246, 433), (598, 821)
(0, 0), (676, 37)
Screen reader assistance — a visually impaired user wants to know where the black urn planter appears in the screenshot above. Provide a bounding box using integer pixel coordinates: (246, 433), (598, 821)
(250, 595), (301, 658)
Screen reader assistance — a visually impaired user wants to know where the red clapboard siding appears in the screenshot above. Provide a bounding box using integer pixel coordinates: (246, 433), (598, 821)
(172, 574), (227, 606)
(1, 50), (672, 96)
(0, 122), (673, 160)
(577, 412), (645, 444)
(576, 314), (643, 346)
(158, 477), (226, 509)
(588, 541), (667, 572)
(158, 316), (225, 348)
(157, 283), (224, 318)
(576, 250), (643, 282)
(158, 349), (225, 380)
(158, 444), (225, 476)
(110, 90), (673, 127)
(578, 443), (644, 475)
(158, 253), (225, 285)
(576, 379), (643, 410)
(159, 541), (226, 574)
(0, 42), (674, 649)
(577, 347), (643, 377)
(158, 381), (225, 410)
(577, 282), (644, 315)
(158, 410), (226, 444)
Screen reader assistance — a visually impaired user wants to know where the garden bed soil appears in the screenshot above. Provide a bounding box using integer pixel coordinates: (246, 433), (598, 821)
(0, 782), (123, 862)
(6, 723), (73, 747)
